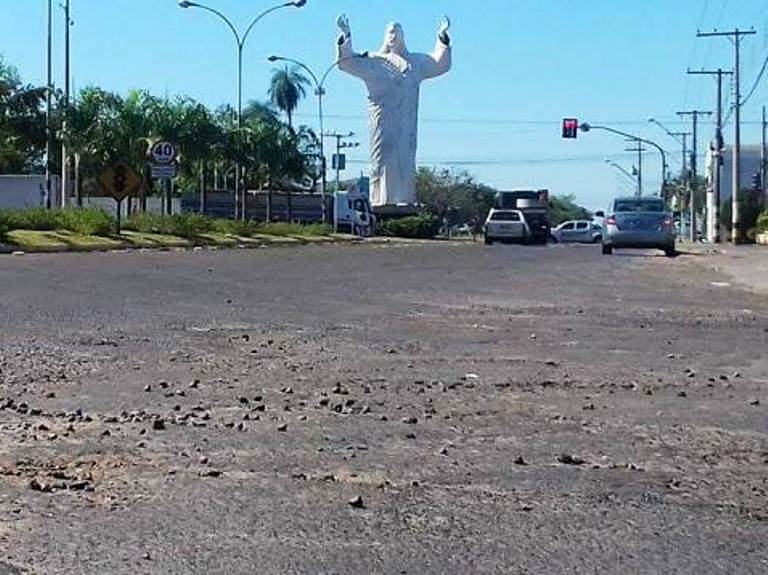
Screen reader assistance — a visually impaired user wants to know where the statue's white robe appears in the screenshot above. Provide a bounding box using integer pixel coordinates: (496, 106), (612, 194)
(338, 36), (451, 206)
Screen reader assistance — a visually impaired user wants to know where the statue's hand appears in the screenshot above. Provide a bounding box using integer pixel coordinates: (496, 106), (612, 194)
(337, 14), (351, 39)
(437, 15), (451, 40)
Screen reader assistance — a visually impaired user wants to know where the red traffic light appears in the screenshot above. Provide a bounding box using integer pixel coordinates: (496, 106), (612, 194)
(562, 118), (579, 139)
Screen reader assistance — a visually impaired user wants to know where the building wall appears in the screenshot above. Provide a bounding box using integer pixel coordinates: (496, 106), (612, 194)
(706, 145), (764, 203)
(0, 175), (61, 209)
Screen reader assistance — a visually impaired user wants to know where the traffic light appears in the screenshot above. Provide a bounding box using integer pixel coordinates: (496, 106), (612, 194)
(752, 172), (762, 192)
(562, 118), (579, 139)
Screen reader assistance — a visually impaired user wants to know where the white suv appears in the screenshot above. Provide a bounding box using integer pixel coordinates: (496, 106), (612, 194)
(484, 209), (529, 245)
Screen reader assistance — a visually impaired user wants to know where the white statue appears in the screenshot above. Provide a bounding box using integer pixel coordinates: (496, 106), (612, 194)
(336, 15), (452, 207)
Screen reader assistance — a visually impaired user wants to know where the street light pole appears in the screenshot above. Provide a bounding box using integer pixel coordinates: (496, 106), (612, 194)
(45, 0), (53, 209)
(60, 0), (72, 209)
(267, 54), (368, 225)
(179, 0), (307, 220)
(605, 159), (639, 187)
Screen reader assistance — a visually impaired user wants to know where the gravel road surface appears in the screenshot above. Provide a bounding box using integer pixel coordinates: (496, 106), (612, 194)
(1, 243), (766, 574)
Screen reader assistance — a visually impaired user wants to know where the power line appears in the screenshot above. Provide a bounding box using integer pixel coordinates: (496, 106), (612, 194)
(741, 51), (768, 106)
(347, 153), (637, 167)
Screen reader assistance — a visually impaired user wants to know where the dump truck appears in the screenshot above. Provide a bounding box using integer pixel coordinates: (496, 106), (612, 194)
(495, 190), (551, 244)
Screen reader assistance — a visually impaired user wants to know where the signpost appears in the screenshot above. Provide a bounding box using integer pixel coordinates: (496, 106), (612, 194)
(99, 162), (144, 233)
(148, 141), (179, 215)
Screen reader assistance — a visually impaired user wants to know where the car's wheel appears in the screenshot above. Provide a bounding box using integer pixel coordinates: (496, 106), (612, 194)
(484, 235), (493, 245)
(664, 245), (677, 258)
(593, 235), (602, 244)
(602, 244), (613, 255)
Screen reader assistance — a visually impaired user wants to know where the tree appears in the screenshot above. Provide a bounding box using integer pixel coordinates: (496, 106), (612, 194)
(0, 56), (45, 173)
(416, 167), (496, 224)
(720, 189), (764, 241)
(268, 66), (310, 129)
(549, 194), (591, 225)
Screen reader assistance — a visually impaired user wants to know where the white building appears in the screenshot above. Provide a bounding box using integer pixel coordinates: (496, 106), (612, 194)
(705, 144), (765, 241)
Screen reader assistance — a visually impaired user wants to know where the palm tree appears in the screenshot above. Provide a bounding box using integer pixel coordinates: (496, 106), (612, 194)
(267, 66), (310, 129)
(243, 100), (278, 124)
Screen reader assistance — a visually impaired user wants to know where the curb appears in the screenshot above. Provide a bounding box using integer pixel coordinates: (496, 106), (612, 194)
(0, 233), (368, 256)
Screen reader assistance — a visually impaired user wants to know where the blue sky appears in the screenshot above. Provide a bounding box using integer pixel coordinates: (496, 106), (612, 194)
(3, 0), (768, 209)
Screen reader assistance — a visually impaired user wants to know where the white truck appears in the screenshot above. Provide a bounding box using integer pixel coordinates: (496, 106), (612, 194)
(334, 179), (375, 236)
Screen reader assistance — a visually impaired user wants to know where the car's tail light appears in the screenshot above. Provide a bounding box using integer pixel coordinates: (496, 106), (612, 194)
(662, 217), (674, 229)
(606, 215), (617, 226)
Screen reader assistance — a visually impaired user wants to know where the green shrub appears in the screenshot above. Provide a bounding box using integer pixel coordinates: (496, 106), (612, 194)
(256, 222), (332, 237)
(377, 214), (441, 239)
(122, 213), (165, 234)
(167, 214), (214, 238)
(0, 207), (59, 231)
(0, 207), (115, 235)
(0, 215), (9, 240)
(757, 211), (768, 234)
(123, 213), (214, 238)
(210, 218), (260, 237)
(115, 212), (334, 239)
(57, 208), (115, 235)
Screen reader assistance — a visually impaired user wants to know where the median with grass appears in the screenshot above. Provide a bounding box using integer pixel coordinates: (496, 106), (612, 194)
(0, 208), (347, 253)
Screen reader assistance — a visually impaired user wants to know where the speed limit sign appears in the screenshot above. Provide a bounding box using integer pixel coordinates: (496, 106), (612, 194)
(149, 141), (177, 165)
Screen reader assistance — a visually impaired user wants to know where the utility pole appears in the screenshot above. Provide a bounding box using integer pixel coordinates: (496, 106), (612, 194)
(762, 106), (767, 207)
(687, 68), (732, 243)
(698, 28), (756, 244)
(324, 131), (359, 232)
(625, 141), (645, 197)
(647, 119), (689, 179)
(678, 110), (713, 242)
(45, 0), (53, 209)
(61, 0), (72, 209)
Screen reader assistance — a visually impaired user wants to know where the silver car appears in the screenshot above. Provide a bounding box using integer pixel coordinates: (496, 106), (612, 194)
(600, 197), (676, 257)
(551, 220), (601, 243)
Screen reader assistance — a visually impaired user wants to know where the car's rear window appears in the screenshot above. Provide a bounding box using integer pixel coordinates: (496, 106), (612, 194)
(614, 199), (664, 213)
(490, 211), (520, 221)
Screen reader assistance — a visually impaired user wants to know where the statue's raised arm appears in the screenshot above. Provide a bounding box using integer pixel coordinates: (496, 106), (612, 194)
(337, 14), (374, 80)
(419, 15), (452, 80)
(337, 14), (351, 45)
(437, 15), (451, 45)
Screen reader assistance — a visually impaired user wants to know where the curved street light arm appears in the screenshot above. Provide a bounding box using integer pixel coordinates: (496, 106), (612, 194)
(242, 2), (301, 48)
(605, 160), (637, 183)
(183, 2), (241, 45)
(648, 118), (682, 144)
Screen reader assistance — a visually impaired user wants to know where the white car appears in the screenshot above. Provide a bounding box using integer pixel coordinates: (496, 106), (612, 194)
(551, 220), (602, 244)
(484, 209), (529, 244)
